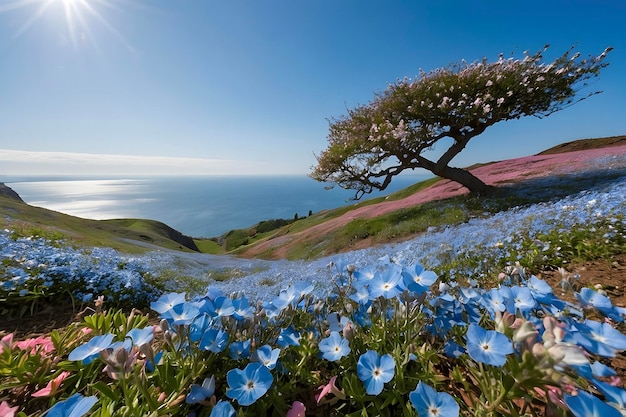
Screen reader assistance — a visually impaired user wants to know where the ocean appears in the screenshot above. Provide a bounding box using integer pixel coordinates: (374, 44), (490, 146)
(3, 175), (430, 237)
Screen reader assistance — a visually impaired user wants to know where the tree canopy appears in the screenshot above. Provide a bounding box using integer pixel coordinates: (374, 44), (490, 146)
(311, 45), (612, 199)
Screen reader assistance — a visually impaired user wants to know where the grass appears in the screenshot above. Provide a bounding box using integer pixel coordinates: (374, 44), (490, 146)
(193, 238), (224, 254)
(0, 196), (201, 254)
(2, 135), (625, 262)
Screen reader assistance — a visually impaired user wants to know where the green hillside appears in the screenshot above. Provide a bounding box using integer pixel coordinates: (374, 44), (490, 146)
(1, 135), (624, 258)
(0, 186), (201, 253)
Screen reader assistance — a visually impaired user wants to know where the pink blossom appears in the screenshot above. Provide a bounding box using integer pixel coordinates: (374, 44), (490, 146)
(249, 145), (626, 257)
(285, 401), (306, 417)
(0, 333), (14, 354)
(0, 401), (18, 417)
(32, 371), (71, 397)
(15, 335), (55, 356)
(316, 376), (346, 404)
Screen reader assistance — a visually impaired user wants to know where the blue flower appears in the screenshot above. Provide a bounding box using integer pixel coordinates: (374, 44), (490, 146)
(209, 400), (236, 417)
(409, 381), (459, 417)
(572, 319), (626, 357)
(229, 339), (251, 360)
(150, 292), (187, 314)
(510, 286), (536, 314)
(368, 265), (403, 300)
(46, 393), (97, 417)
(252, 345), (280, 370)
(189, 314), (212, 342)
(576, 287), (623, 321)
(204, 296), (235, 318)
(145, 351), (163, 373)
(318, 331), (350, 362)
(277, 326), (300, 348)
(199, 328), (229, 353)
(349, 284), (370, 304)
(232, 297), (255, 321)
(226, 362), (273, 406)
(125, 326), (154, 347)
(327, 312), (351, 332)
(443, 340), (465, 358)
(68, 333), (114, 364)
(591, 360), (617, 378)
(564, 389), (622, 417)
(465, 324), (513, 367)
(160, 302), (200, 326)
(356, 350), (395, 395)
(186, 376), (215, 404)
(292, 281), (314, 298)
(402, 263), (437, 295)
(592, 378), (626, 409)
(480, 287), (512, 316)
(271, 285), (299, 310)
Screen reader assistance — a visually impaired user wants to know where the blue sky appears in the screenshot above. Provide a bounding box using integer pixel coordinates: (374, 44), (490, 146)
(0, 0), (624, 177)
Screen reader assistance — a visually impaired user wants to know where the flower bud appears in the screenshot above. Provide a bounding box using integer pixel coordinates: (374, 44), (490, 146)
(314, 300), (324, 315)
(343, 321), (355, 341)
(164, 330), (174, 345)
(512, 321), (538, 345)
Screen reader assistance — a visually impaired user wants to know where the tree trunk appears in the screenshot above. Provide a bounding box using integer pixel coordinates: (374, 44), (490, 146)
(433, 165), (495, 195)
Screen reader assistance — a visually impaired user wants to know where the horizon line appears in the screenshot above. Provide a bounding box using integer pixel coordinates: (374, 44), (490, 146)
(0, 148), (306, 176)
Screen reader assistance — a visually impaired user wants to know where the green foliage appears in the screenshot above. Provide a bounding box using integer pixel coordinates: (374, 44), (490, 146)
(192, 239), (224, 254)
(208, 268), (267, 283)
(310, 200), (468, 257)
(1, 203), (625, 416)
(311, 45), (612, 197)
(0, 196), (199, 254)
(9, 226), (65, 243)
(256, 218), (292, 234)
(221, 229), (252, 251)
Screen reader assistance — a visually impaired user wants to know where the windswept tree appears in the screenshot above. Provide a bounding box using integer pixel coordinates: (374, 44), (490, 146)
(311, 45), (612, 199)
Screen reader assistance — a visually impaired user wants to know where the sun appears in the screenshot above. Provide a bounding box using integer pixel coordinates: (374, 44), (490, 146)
(1, 0), (132, 51)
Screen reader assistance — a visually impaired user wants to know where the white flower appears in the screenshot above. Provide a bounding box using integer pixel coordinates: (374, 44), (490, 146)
(485, 80), (493, 87)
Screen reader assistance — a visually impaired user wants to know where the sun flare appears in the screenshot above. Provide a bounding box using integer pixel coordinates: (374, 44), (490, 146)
(1, 0), (132, 51)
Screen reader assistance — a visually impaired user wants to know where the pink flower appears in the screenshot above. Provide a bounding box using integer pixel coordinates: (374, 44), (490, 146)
(316, 376), (346, 404)
(16, 335), (55, 355)
(32, 371), (71, 398)
(285, 401), (306, 417)
(0, 333), (14, 354)
(0, 401), (18, 417)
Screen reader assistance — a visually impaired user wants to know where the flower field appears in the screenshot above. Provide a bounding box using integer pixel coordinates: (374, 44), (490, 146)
(2, 165), (626, 416)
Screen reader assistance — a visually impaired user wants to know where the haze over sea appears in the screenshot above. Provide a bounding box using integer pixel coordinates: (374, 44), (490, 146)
(4, 175), (429, 238)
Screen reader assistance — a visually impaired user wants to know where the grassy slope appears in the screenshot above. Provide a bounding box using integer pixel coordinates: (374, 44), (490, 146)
(1, 135), (624, 257)
(231, 135), (626, 259)
(0, 196), (199, 253)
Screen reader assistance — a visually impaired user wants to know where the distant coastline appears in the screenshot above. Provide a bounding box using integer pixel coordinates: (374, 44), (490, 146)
(3, 174), (429, 238)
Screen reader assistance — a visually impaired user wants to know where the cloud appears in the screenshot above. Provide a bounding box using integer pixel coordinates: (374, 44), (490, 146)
(0, 149), (283, 176)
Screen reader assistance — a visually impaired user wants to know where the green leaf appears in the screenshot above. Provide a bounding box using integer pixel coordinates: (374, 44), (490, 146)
(93, 380), (120, 402)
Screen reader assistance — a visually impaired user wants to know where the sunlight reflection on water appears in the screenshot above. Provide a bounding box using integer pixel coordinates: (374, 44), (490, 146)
(5, 175), (430, 236)
(8, 179), (153, 220)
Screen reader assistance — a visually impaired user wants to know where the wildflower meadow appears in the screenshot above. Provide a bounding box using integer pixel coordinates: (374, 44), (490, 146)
(2, 167), (626, 416)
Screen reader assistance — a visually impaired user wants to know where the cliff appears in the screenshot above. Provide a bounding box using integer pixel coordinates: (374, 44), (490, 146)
(0, 183), (25, 202)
